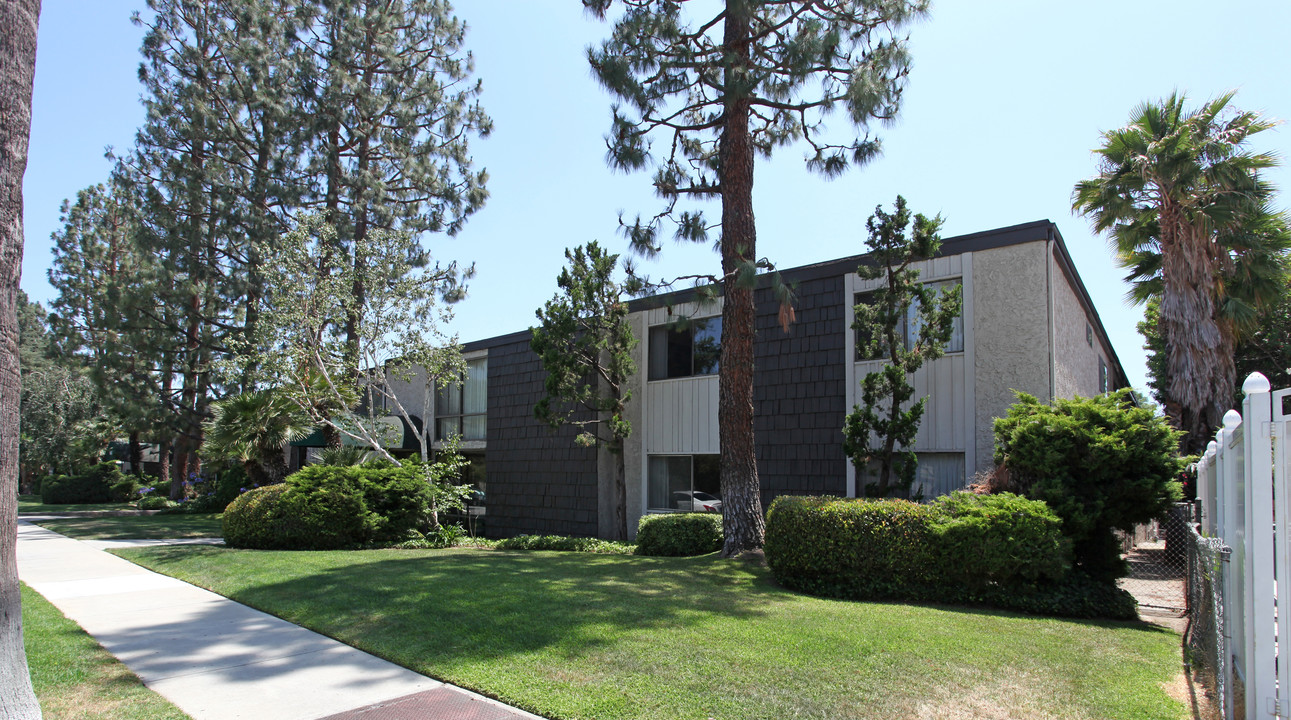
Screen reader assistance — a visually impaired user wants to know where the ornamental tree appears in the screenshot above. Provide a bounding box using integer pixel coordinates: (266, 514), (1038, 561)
(531, 242), (637, 541)
(843, 196), (960, 498)
(250, 214), (467, 466)
(586, 0), (928, 556)
(993, 390), (1185, 582)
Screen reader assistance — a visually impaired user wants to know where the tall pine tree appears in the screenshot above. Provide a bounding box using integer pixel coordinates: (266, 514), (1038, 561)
(586, 0), (928, 555)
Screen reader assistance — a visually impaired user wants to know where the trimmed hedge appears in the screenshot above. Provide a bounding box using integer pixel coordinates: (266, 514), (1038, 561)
(764, 493), (1135, 620)
(221, 461), (435, 550)
(40, 464), (135, 504)
(635, 513), (723, 557)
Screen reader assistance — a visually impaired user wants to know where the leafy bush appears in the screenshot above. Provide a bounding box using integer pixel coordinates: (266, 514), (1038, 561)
(39, 463), (127, 504)
(138, 496), (177, 511)
(221, 460), (460, 550)
(927, 492), (1068, 588)
(763, 494), (1134, 620)
(496, 534), (635, 554)
(994, 390), (1185, 581)
(763, 496), (938, 599)
(634, 513), (723, 557)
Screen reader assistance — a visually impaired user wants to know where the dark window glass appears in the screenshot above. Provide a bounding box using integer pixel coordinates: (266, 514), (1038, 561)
(647, 455), (721, 511)
(692, 318), (721, 375)
(648, 317), (722, 380)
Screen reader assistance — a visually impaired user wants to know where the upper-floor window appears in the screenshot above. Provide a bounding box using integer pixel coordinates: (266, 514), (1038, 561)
(436, 357), (487, 441)
(648, 316), (721, 380)
(1099, 357), (1108, 394)
(854, 279), (963, 361)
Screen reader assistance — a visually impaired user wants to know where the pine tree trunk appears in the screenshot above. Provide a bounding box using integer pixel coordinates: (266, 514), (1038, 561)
(0, 0), (44, 715)
(717, 5), (764, 558)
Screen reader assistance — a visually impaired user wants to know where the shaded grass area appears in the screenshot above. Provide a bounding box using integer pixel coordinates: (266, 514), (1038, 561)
(18, 494), (134, 514)
(34, 514), (224, 540)
(22, 583), (190, 720)
(116, 546), (1188, 720)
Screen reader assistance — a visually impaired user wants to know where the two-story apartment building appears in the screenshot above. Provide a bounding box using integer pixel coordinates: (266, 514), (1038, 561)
(396, 219), (1128, 540)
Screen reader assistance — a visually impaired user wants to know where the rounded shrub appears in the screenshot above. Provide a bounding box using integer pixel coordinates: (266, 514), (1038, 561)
(764, 496), (937, 600)
(764, 494), (1132, 619)
(221, 462), (437, 550)
(634, 513), (723, 556)
(927, 491), (1069, 588)
(993, 390), (1185, 581)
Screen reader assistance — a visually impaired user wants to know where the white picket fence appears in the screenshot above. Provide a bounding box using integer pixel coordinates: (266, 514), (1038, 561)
(1195, 372), (1290, 720)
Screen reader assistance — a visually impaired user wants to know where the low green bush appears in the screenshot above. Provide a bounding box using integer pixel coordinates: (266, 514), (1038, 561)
(634, 513), (723, 557)
(39, 463), (128, 504)
(138, 496), (177, 511)
(221, 461), (441, 550)
(496, 534), (635, 554)
(764, 493), (1134, 620)
(927, 491), (1068, 588)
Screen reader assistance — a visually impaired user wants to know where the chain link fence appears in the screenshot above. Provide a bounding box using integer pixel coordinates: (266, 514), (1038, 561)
(1117, 504), (1191, 616)
(1183, 521), (1231, 720)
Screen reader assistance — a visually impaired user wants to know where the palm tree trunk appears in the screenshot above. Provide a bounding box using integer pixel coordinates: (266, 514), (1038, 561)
(0, 0), (44, 715)
(1161, 213), (1225, 453)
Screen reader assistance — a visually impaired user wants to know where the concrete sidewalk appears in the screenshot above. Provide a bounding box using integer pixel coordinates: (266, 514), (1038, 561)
(17, 520), (544, 720)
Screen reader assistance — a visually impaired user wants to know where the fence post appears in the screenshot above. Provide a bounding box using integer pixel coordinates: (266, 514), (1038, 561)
(1241, 372), (1275, 720)
(1273, 386), (1291, 720)
(1203, 440), (1218, 536)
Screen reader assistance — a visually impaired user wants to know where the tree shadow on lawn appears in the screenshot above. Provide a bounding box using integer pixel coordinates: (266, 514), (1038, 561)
(129, 547), (786, 670)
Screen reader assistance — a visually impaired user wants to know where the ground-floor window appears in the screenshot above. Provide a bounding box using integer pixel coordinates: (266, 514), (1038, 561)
(647, 454), (721, 512)
(911, 452), (966, 499)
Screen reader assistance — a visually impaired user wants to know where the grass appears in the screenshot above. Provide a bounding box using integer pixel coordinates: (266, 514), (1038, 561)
(22, 583), (190, 720)
(33, 514), (224, 540)
(115, 545), (1190, 720)
(18, 494), (134, 514)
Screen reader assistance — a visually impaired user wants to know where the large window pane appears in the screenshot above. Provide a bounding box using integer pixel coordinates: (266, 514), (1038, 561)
(648, 455), (721, 511)
(648, 456), (691, 511)
(665, 328), (692, 378)
(693, 455), (720, 496)
(436, 382), (461, 416)
(461, 415), (486, 441)
(692, 318), (721, 375)
(436, 417), (461, 441)
(912, 453), (966, 499)
(464, 358), (487, 414)
(648, 317), (721, 380)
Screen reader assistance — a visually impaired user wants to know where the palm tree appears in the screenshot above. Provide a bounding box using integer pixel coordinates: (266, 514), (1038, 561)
(202, 390), (312, 485)
(1073, 92), (1285, 452)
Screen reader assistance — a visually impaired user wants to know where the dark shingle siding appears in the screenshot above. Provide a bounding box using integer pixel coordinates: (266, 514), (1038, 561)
(485, 337), (599, 538)
(753, 274), (849, 504)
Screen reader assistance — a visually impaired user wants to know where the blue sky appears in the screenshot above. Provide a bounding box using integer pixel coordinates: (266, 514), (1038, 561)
(22, 0), (1291, 394)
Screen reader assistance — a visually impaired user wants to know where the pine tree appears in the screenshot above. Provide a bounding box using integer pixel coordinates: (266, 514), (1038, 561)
(843, 197), (960, 498)
(586, 0), (928, 555)
(297, 0), (491, 372)
(532, 242), (637, 541)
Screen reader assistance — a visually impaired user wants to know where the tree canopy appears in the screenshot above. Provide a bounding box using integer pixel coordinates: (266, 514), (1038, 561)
(586, 0), (928, 555)
(1073, 92), (1288, 451)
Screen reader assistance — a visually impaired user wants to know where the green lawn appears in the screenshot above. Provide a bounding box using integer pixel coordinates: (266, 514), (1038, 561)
(22, 583), (190, 720)
(18, 494), (135, 514)
(34, 514), (224, 540)
(115, 546), (1189, 720)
